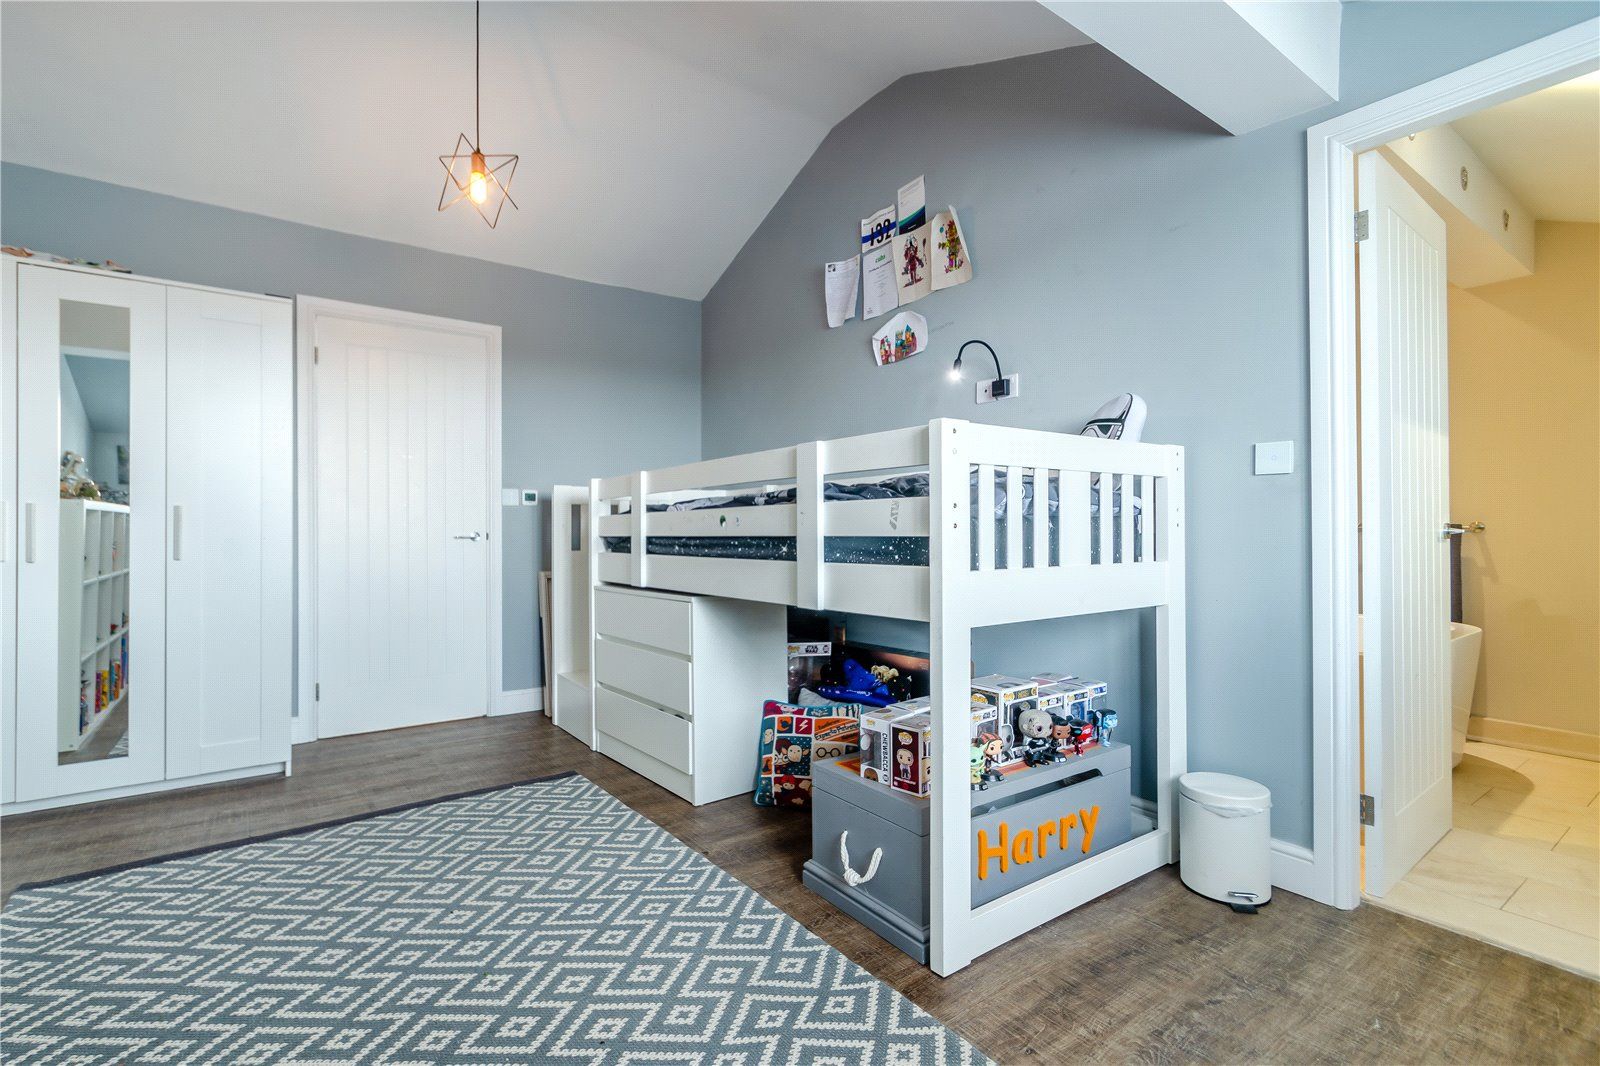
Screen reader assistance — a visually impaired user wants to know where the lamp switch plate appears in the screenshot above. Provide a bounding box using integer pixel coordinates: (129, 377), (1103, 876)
(1254, 441), (1294, 475)
(976, 374), (1020, 404)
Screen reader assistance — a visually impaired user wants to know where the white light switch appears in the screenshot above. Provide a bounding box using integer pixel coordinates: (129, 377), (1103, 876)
(1254, 441), (1294, 475)
(502, 487), (521, 506)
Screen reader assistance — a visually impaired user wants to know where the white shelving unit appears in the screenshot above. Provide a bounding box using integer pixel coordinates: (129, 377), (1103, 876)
(57, 499), (131, 752)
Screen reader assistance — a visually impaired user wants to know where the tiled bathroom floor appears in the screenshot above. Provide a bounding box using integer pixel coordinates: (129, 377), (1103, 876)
(1374, 741), (1599, 979)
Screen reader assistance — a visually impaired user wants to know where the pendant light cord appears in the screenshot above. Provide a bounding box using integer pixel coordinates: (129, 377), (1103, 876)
(474, 0), (481, 149)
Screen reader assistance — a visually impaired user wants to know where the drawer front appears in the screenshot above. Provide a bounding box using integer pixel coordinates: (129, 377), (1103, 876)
(811, 788), (930, 927)
(595, 685), (693, 774)
(971, 766), (1132, 906)
(595, 588), (693, 657)
(594, 637), (694, 717)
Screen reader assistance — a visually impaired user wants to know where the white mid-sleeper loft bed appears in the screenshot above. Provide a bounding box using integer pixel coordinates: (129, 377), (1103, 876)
(584, 417), (1187, 976)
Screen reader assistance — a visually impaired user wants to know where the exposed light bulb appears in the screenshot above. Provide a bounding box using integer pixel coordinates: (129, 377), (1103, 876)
(948, 367), (962, 382)
(468, 151), (490, 204)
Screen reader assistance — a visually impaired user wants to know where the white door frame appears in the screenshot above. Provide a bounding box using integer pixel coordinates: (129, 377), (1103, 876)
(293, 295), (503, 744)
(1306, 18), (1599, 910)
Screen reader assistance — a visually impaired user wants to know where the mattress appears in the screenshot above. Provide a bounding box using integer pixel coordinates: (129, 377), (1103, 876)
(605, 472), (1142, 567)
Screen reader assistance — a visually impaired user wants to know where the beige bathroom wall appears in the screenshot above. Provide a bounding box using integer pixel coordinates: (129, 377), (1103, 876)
(1449, 220), (1599, 745)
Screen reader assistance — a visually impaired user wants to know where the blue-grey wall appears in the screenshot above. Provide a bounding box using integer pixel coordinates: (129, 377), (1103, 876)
(2, 162), (702, 693)
(700, 2), (1597, 847)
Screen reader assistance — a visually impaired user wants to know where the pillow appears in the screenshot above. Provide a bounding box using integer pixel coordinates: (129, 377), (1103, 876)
(753, 700), (862, 807)
(1081, 393), (1147, 443)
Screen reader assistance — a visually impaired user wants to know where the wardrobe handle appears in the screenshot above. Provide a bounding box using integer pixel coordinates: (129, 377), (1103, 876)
(23, 502), (35, 564)
(0, 501), (7, 563)
(172, 505), (183, 561)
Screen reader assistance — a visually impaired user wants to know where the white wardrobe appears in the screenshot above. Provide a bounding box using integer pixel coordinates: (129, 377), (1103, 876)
(2, 259), (293, 812)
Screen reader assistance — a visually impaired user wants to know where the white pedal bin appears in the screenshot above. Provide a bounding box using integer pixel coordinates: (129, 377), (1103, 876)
(1178, 772), (1272, 908)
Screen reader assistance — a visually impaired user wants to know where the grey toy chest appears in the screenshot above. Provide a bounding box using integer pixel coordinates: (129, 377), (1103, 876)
(803, 742), (1132, 963)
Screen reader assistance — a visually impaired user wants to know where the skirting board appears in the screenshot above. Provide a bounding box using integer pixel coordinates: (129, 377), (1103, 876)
(490, 688), (544, 717)
(2, 763), (287, 817)
(1133, 796), (1318, 899)
(292, 689), (545, 743)
(1468, 717), (1598, 762)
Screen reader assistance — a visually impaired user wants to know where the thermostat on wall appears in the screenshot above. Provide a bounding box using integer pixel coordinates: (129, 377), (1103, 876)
(521, 489), (539, 506)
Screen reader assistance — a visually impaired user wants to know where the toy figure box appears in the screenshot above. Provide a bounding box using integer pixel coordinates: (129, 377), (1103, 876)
(804, 742), (1133, 964)
(859, 706), (916, 786)
(1057, 679), (1109, 717)
(889, 712), (933, 796)
(969, 674), (1038, 764)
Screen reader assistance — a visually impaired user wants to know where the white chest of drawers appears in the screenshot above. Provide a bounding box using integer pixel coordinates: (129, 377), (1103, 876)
(590, 585), (786, 805)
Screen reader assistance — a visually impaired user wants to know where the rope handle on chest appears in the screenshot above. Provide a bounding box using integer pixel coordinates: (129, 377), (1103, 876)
(839, 831), (883, 887)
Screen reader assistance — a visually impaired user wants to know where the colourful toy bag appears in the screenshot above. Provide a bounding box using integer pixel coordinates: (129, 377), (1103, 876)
(753, 700), (861, 807)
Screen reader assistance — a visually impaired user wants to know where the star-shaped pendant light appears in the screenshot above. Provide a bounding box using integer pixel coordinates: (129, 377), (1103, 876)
(438, 1), (519, 228)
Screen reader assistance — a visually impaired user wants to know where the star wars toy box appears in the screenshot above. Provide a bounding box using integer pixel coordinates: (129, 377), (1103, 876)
(859, 704), (919, 787)
(888, 712), (934, 796)
(1057, 679), (1109, 719)
(970, 674), (1038, 766)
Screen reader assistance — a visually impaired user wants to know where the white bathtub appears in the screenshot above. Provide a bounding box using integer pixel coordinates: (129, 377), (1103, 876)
(1450, 622), (1483, 767)
(1357, 617), (1483, 767)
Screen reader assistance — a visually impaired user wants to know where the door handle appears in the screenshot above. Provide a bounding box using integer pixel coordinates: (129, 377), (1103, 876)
(172, 505), (183, 560)
(453, 532), (482, 542)
(23, 502), (35, 563)
(1444, 521), (1486, 537)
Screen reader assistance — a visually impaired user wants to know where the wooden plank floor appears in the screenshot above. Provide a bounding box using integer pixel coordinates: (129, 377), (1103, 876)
(5, 713), (1597, 1064)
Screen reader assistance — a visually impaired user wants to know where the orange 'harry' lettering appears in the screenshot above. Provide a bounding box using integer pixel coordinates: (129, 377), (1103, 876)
(1011, 828), (1036, 864)
(1037, 820), (1057, 858)
(1079, 806), (1100, 853)
(976, 824), (1009, 880)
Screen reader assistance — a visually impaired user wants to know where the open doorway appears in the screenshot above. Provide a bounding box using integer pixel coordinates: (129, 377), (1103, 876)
(1352, 71), (1597, 975)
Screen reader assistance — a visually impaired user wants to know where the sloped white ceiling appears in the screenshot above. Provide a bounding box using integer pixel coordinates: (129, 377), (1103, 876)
(1, 2), (1088, 299)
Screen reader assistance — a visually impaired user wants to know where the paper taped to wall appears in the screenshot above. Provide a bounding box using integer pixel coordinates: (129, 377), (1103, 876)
(931, 207), (972, 290)
(861, 206), (895, 253)
(893, 224), (931, 305)
(896, 175), (926, 235)
(862, 245), (898, 319)
(872, 310), (927, 366)
(824, 257), (860, 328)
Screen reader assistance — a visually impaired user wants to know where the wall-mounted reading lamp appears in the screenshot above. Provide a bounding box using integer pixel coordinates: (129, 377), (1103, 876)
(950, 339), (1017, 404)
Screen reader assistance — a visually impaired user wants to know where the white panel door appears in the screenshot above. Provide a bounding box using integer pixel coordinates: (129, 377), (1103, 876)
(14, 265), (168, 801)
(166, 288), (293, 776)
(312, 314), (491, 737)
(1358, 151), (1453, 897)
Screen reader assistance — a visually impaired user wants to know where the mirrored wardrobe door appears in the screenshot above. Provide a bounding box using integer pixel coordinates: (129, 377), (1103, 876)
(14, 266), (166, 802)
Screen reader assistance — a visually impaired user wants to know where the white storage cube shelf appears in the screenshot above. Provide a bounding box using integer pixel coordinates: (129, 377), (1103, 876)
(57, 499), (132, 751)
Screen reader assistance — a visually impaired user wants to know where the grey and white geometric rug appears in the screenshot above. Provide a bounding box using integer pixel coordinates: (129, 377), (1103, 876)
(1, 773), (987, 1065)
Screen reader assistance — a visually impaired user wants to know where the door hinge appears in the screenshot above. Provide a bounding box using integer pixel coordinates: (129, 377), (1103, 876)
(1354, 210), (1369, 242)
(1359, 793), (1375, 826)
(315, 682), (320, 701)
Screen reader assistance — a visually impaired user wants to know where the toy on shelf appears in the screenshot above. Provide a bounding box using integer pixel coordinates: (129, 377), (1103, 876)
(970, 674), (1038, 765)
(818, 658), (899, 707)
(890, 713), (933, 796)
(1093, 708), (1119, 745)
(860, 705), (915, 785)
(970, 732), (1005, 791)
(1017, 706), (1067, 767)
